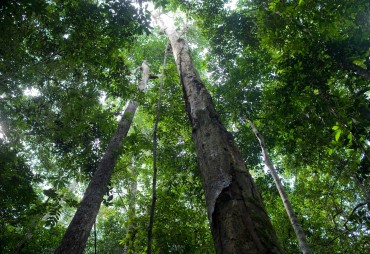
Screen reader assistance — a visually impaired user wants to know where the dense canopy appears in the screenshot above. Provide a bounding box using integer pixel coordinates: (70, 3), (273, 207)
(0, 0), (369, 253)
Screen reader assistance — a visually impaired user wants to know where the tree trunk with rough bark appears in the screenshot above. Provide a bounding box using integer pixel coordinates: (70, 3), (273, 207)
(154, 12), (280, 254)
(247, 119), (312, 254)
(55, 61), (151, 254)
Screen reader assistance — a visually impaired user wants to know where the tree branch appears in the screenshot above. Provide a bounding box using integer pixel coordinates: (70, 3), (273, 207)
(338, 61), (370, 82)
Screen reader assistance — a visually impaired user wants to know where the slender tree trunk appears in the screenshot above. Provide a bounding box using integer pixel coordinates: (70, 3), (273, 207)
(146, 104), (158, 254)
(147, 45), (167, 254)
(247, 119), (312, 254)
(123, 166), (138, 254)
(55, 101), (137, 254)
(154, 12), (280, 254)
(55, 61), (150, 254)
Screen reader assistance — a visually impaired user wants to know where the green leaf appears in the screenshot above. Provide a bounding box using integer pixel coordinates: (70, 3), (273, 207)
(335, 129), (342, 141)
(347, 133), (353, 143)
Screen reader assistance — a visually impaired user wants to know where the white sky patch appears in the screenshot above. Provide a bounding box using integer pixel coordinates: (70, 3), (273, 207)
(0, 125), (7, 141)
(24, 87), (41, 97)
(204, 70), (213, 80)
(365, 90), (370, 100)
(67, 180), (78, 192)
(92, 138), (101, 151)
(262, 162), (296, 189)
(231, 122), (238, 132)
(199, 48), (209, 58)
(152, 12), (176, 30)
(99, 91), (107, 105)
(224, 0), (238, 10)
(189, 42), (198, 49)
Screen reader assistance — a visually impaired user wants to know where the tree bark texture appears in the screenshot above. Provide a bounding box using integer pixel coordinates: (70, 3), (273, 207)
(154, 13), (280, 254)
(139, 60), (150, 90)
(55, 101), (137, 254)
(247, 119), (312, 254)
(55, 61), (150, 254)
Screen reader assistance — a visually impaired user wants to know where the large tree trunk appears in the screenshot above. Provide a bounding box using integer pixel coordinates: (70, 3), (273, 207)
(55, 61), (150, 254)
(154, 13), (280, 254)
(247, 119), (312, 254)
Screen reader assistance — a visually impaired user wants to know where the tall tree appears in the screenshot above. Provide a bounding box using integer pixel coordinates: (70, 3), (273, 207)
(3, 0), (369, 253)
(185, 0), (370, 252)
(55, 61), (151, 254)
(154, 11), (280, 253)
(247, 119), (311, 254)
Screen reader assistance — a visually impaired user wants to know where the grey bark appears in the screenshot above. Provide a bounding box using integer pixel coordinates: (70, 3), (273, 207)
(55, 61), (150, 254)
(247, 119), (312, 254)
(154, 12), (280, 254)
(138, 60), (150, 90)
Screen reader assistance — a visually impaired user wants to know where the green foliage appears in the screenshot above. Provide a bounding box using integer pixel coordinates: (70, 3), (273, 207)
(0, 142), (39, 253)
(0, 142), (37, 223)
(109, 39), (214, 252)
(0, 0), (149, 252)
(0, 0), (148, 182)
(182, 0), (370, 252)
(2, 0), (370, 253)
